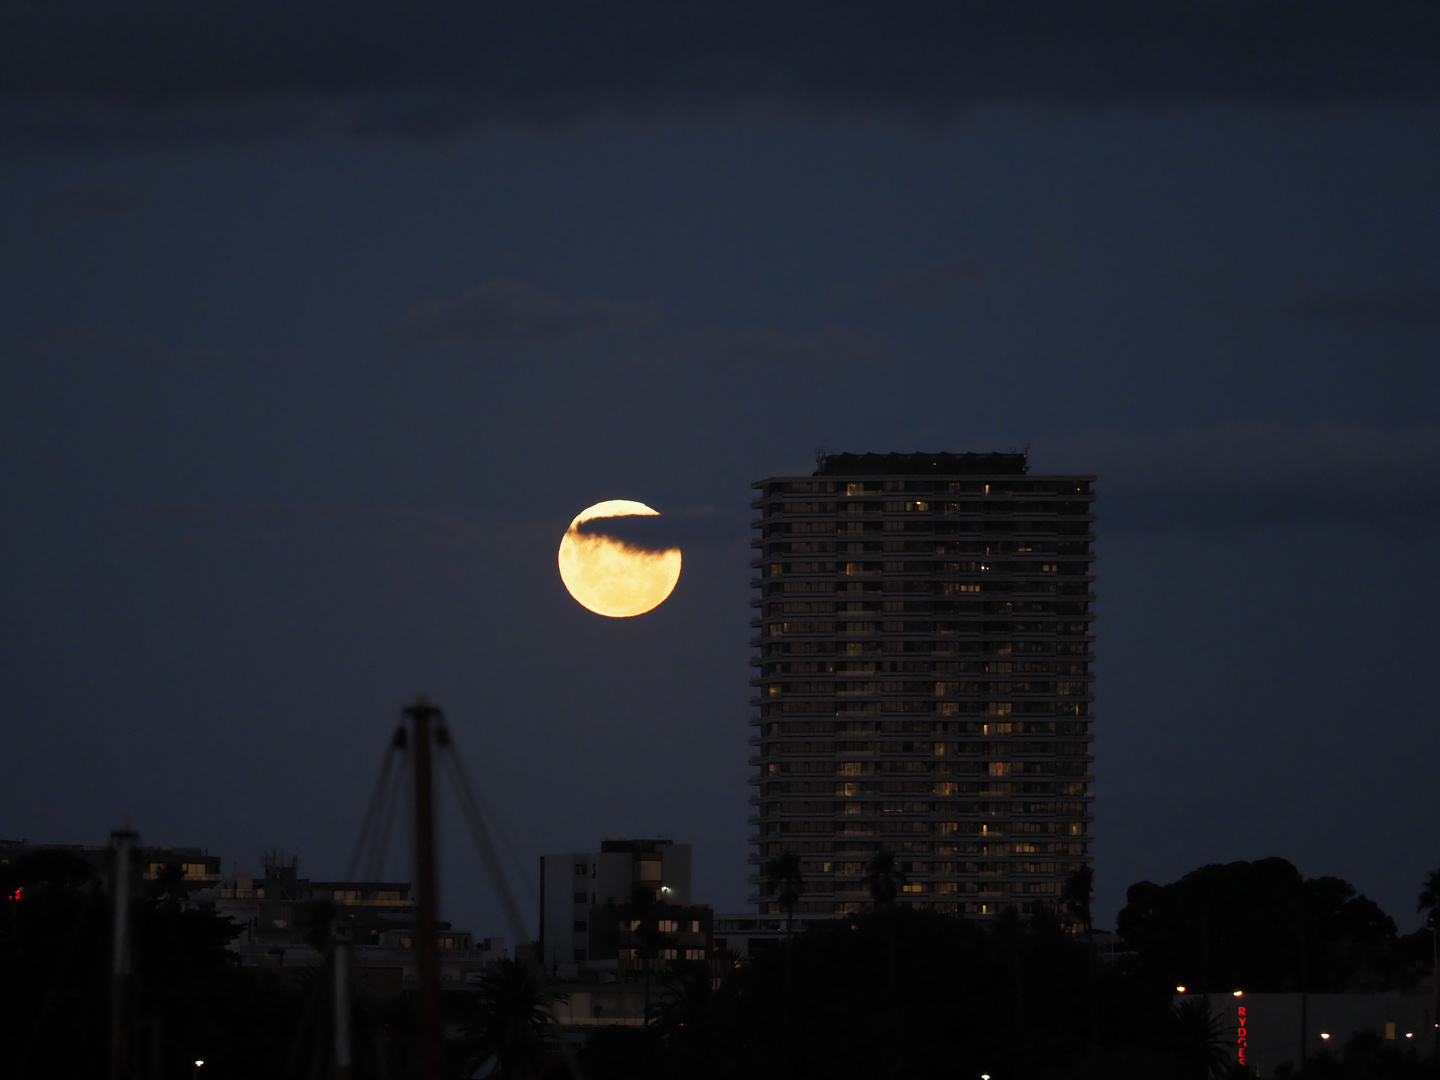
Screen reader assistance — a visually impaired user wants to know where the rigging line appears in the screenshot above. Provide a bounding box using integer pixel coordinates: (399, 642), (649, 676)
(442, 737), (538, 907)
(393, 736), (415, 887)
(362, 751), (397, 884)
(440, 749), (531, 945)
(433, 730), (586, 1080)
(368, 745), (408, 885)
(443, 750), (529, 943)
(346, 736), (399, 882)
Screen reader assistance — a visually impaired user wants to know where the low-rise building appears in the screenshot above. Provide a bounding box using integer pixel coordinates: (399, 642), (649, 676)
(541, 837), (703, 977)
(0, 837), (223, 892)
(210, 849), (415, 947)
(1178, 991), (1435, 1075)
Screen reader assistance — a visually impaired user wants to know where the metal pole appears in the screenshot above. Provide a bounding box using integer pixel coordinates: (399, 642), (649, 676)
(334, 934), (352, 1080)
(109, 822), (138, 1080)
(406, 697), (443, 1080)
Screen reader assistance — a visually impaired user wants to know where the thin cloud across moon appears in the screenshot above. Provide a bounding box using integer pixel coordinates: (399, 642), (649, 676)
(557, 500), (682, 618)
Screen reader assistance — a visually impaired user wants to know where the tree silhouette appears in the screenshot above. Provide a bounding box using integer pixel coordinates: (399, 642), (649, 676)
(650, 963), (731, 1080)
(462, 957), (566, 1080)
(864, 850), (907, 1080)
(1063, 865), (1099, 1056)
(863, 850), (906, 910)
(146, 860), (192, 910)
(765, 853), (805, 1080)
(1168, 997), (1234, 1080)
(1063, 865), (1093, 935)
(765, 853), (805, 936)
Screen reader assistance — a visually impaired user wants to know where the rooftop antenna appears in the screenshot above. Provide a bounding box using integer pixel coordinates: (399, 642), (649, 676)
(813, 445), (829, 475)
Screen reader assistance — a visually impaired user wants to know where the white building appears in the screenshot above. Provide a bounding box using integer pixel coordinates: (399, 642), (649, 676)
(540, 838), (692, 976)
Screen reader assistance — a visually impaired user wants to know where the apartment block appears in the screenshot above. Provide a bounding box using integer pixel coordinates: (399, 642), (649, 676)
(749, 451), (1095, 918)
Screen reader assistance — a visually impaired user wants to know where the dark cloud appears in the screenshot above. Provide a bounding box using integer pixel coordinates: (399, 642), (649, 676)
(31, 184), (140, 221)
(1036, 425), (1440, 531)
(1280, 288), (1440, 327)
(1, 1), (1438, 144)
(874, 258), (988, 309)
(109, 504), (547, 553)
(632, 325), (893, 370)
(403, 281), (657, 344)
(576, 506), (748, 552)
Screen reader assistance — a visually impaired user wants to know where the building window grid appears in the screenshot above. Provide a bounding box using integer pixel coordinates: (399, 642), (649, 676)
(749, 466), (1094, 917)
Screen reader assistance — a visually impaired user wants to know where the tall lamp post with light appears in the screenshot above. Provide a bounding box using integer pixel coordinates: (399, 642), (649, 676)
(192, 1061), (204, 1080)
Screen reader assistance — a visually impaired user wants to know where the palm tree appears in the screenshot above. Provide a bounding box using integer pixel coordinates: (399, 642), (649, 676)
(864, 850), (907, 1080)
(765, 853), (805, 1080)
(1418, 868), (1440, 1060)
(1063, 866), (1099, 1055)
(1062, 865), (1093, 935)
(650, 963), (723, 1080)
(863, 850), (906, 909)
(146, 860), (192, 910)
(1168, 997), (1233, 1080)
(765, 853), (805, 935)
(463, 957), (567, 1080)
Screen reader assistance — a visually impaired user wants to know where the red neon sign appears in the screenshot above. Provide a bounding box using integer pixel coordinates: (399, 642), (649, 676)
(1237, 1005), (1247, 1067)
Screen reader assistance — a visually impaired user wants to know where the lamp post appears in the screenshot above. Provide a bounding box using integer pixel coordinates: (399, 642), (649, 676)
(192, 1061), (204, 1080)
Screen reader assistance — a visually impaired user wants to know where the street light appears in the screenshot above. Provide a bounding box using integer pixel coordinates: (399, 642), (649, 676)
(192, 1062), (204, 1080)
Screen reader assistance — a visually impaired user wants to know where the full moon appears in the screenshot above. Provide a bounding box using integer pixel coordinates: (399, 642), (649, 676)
(558, 500), (682, 618)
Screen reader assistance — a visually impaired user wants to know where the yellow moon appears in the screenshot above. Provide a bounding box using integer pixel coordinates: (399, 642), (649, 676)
(558, 500), (682, 618)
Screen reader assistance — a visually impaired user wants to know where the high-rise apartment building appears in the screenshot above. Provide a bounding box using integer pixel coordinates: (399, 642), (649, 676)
(749, 451), (1095, 919)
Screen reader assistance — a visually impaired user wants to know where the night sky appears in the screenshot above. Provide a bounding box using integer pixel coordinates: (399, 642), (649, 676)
(2, 1), (1438, 941)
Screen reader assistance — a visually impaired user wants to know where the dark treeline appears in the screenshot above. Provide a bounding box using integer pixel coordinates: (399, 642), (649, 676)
(4, 850), (1438, 1080)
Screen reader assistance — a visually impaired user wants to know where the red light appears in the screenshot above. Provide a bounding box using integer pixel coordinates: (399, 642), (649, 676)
(6, 887), (21, 902)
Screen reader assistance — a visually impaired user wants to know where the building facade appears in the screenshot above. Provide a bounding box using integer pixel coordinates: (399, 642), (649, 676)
(749, 451), (1095, 918)
(540, 838), (702, 977)
(211, 850), (416, 948)
(0, 838), (224, 892)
